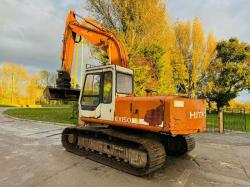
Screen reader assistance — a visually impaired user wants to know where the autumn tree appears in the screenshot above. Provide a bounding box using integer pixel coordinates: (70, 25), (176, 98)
(87, 0), (175, 95)
(171, 18), (217, 98)
(0, 63), (56, 106)
(203, 38), (250, 112)
(27, 73), (44, 104)
(36, 70), (57, 88)
(228, 100), (250, 109)
(0, 63), (29, 104)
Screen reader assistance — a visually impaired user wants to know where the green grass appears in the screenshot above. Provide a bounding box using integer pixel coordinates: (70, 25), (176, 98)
(247, 115), (250, 131)
(0, 104), (15, 107)
(207, 113), (250, 132)
(4, 108), (77, 125)
(41, 104), (72, 108)
(4, 108), (250, 131)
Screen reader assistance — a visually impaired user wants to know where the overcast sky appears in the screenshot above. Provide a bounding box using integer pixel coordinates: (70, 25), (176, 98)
(167, 0), (250, 43)
(0, 0), (249, 101)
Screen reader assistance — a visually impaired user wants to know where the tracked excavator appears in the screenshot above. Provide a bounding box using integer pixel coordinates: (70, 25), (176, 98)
(45, 10), (206, 176)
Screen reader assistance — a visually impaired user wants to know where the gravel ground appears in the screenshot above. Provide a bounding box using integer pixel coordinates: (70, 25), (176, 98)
(0, 107), (250, 187)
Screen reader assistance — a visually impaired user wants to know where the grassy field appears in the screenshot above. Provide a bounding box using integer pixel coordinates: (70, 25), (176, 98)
(4, 108), (77, 125)
(4, 108), (250, 132)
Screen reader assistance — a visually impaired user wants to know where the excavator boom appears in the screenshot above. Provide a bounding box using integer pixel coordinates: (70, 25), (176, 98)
(61, 10), (129, 74)
(45, 10), (129, 100)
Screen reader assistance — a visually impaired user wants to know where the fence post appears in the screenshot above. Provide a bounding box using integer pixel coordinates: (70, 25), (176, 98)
(218, 108), (224, 133)
(244, 108), (247, 132)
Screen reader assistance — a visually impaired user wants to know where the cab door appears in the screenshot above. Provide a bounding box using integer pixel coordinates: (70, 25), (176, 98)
(99, 71), (114, 121)
(79, 71), (114, 121)
(80, 73), (102, 118)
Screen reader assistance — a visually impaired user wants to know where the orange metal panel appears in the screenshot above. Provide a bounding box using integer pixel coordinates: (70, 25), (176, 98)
(168, 98), (206, 135)
(115, 96), (168, 129)
(114, 96), (206, 135)
(81, 96), (206, 135)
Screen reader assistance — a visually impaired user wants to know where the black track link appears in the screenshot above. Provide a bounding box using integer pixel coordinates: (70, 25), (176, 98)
(185, 135), (195, 152)
(61, 127), (166, 176)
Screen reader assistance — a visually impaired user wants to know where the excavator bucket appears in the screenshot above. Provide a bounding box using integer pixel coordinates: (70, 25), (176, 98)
(44, 86), (80, 101)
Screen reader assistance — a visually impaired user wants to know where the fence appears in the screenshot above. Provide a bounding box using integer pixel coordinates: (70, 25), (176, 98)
(206, 108), (249, 132)
(206, 111), (219, 132)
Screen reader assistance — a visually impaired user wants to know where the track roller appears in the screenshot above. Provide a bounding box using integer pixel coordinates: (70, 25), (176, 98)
(61, 127), (166, 176)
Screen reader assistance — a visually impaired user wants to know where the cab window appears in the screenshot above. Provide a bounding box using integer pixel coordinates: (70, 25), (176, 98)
(103, 72), (112, 103)
(116, 73), (133, 94)
(81, 74), (101, 107)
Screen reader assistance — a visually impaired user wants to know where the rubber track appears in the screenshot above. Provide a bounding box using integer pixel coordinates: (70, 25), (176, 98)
(61, 127), (166, 176)
(185, 135), (195, 152)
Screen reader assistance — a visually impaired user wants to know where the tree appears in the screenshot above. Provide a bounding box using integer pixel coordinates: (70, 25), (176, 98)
(202, 38), (250, 133)
(228, 100), (250, 109)
(27, 71), (57, 105)
(37, 71), (50, 88)
(205, 62), (250, 111)
(204, 38), (250, 111)
(36, 70), (57, 88)
(216, 38), (250, 63)
(171, 18), (217, 98)
(0, 63), (56, 106)
(87, 0), (175, 95)
(0, 63), (29, 104)
(27, 73), (44, 105)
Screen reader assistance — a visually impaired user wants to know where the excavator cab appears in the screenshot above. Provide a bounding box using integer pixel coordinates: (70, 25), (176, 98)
(79, 65), (133, 121)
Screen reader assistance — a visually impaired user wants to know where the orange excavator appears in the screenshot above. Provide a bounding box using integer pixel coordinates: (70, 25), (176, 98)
(45, 10), (206, 176)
